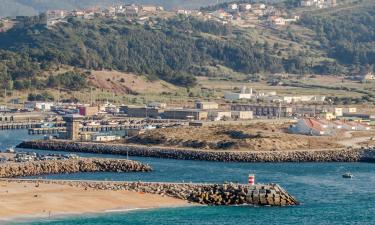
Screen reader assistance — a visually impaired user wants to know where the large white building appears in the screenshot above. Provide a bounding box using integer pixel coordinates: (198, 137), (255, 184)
(268, 95), (326, 104)
(224, 87), (253, 101)
(300, 0), (337, 8)
(24, 102), (54, 112)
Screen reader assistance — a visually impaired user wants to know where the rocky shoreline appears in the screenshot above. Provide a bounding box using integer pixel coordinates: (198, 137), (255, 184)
(2, 179), (299, 206)
(18, 140), (375, 163)
(0, 158), (151, 178)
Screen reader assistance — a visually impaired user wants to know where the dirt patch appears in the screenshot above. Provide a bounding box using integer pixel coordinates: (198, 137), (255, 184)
(89, 70), (177, 95)
(127, 123), (343, 151)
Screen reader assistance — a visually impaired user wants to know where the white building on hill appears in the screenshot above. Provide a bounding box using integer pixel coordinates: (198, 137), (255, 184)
(225, 86), (253, 101)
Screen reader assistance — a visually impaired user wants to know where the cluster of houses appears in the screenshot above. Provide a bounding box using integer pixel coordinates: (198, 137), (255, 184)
(121, 101), (253, 121)
(357, 71), (375, 82)
(200, 2), (299, 27)
(300, 0), (337, 9)
(42, 1), (301, 29)
(45, 4), (165, 28)
(289, 118), (371, 136)
(0, 18), (13, 32)
(224, 86), (325, 104)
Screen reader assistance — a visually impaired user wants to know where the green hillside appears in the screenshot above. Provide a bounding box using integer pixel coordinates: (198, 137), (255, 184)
(0, 15), (309, 90)
(299, 0), (375, 74)
(0, 0), (375, 94)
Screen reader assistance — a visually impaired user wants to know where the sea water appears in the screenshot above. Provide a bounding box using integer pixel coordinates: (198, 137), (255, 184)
(1, 130), (374, 225)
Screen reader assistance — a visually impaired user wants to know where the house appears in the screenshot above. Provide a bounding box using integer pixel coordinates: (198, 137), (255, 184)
(269, 16), (286, 26)
(342, 107), (357, 114)
(253, 3), (266, 10)
(320, 112), (336, 120)
(343, 122), (371, 131)
(147, 102), (167, 109)
(362, 71), (375, 82)
(72, 10), (86, 17)
(92, 134), (120, 142)
(124, 5), (139, 16)
(239, 4), (252, 11)
(195, 101), (219, 110)
(228, 3), (238, 11)
(141, 5), (157, 12)
(231, 111), (253, 120)
(207, 110), (232, 121)
(300, 0), (336, 8)
(289, 118), (329, 136)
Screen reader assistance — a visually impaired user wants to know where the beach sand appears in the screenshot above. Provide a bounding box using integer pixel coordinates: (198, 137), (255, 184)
(0, 180), (189, 221)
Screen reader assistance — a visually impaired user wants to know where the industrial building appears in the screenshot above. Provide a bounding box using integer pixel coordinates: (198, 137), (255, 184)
(0, 113), (46, 122)
(120, 106), (163, 118)
(78, 106), (99, 117)
(163, 109), (208, 120)
(207, 110), (232, 121)
(289, 118), (371, 136)
(231, 104), (293, 117)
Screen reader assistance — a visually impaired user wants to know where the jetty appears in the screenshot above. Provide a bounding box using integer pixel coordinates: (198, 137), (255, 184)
(27, 119), (186, 135)
(0, 157), (151, 178)
(2, 179), (299, 206)
(28, 124), (149, 135)
(0, 122), (42, 130)
(18, 140), (375, 163)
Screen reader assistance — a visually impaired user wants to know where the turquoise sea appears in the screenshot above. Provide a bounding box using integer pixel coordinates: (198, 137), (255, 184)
(1, 130), (375, 225)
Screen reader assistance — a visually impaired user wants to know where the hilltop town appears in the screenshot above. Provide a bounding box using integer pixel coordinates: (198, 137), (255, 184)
(0, 0), (339, 31)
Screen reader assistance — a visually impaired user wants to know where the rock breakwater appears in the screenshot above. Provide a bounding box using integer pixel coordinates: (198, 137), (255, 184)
(2, 179), (299, 206)
(0, 158), (151, 178)
(18, 140), (375, 163)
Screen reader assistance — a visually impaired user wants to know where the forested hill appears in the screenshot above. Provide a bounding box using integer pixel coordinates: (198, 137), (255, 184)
(0, 15), (304, 89)
(1, 1), (375, 92)
(300, 1), (375, 73)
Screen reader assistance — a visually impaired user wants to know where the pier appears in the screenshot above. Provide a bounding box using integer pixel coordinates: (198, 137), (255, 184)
(18, 140), (375, 163)
(0, 121), (65, 131)
(1, 179), (300, 206)
(27, 119), (187, 135)
(0, 122), (41, 130)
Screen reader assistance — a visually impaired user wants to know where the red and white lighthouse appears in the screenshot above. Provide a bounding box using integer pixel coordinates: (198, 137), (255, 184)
(248, 174), (255, 185)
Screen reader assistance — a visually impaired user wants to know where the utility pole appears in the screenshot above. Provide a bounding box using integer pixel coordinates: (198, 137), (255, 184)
(90, 87), (93, 106)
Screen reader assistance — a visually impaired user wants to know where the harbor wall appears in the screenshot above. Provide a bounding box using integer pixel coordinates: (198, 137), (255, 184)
(2, 179), (299, 206)
(0, 158), (151, 178)
(18, 140), (375, 163)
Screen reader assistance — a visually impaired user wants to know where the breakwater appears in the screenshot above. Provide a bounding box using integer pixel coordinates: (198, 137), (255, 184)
(18, 140), (375, 163)
(0, 158), (151, 178)
(2, 179), (299, 206)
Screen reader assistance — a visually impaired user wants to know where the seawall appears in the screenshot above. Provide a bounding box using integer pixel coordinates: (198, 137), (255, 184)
(18, 140), (375, 163)
(2, 179), (299, 206)
(0, 158), (151, 178)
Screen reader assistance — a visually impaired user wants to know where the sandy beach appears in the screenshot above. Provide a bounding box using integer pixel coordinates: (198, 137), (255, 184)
(0, 180), (189, 222)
